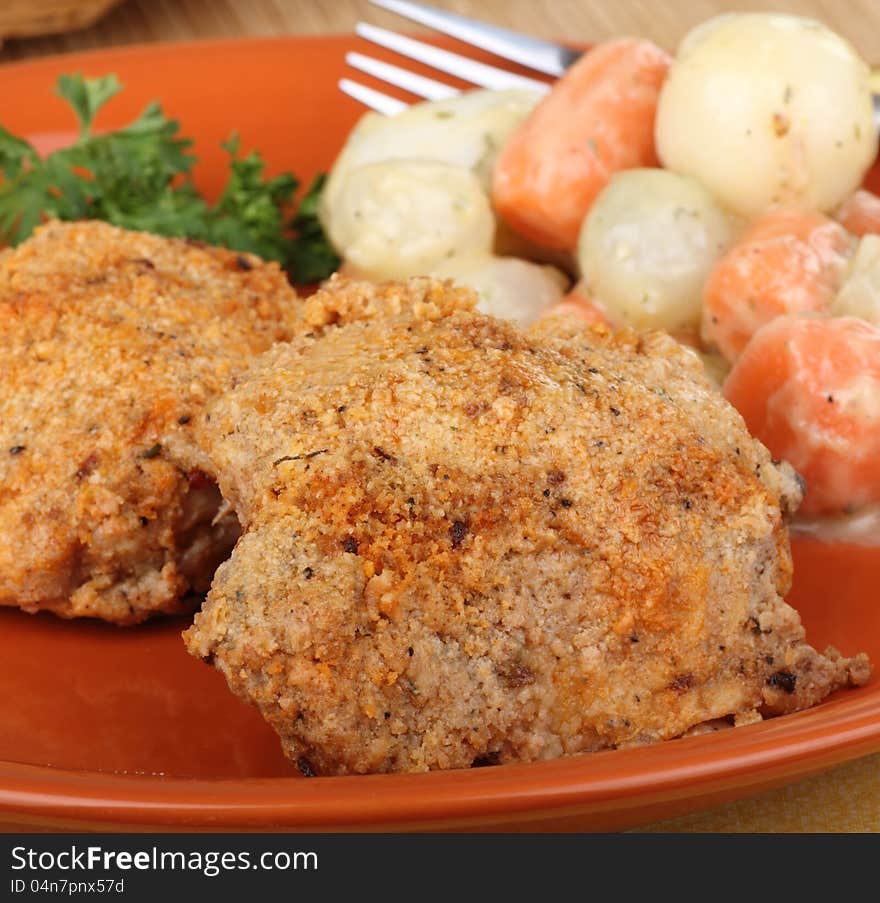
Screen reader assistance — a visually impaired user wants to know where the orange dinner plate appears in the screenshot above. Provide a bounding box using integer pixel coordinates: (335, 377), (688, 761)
(0, 36), (878, 833)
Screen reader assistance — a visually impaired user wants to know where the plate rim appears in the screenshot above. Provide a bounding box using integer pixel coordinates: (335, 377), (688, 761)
(0, 33), (877, 832)
(2, 687), (879, 828)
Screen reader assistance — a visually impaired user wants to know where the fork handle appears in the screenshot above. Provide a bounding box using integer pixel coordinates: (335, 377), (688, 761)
(370, 0), (581, 77)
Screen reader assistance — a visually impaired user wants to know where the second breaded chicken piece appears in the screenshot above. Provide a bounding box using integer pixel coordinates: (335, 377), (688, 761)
(0, 220), (302, 624)
(184, 277), (869, 774)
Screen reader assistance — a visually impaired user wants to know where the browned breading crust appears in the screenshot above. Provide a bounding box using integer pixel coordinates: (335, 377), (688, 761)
(184, 276), (870, 774)
(0, 220), (302, 624)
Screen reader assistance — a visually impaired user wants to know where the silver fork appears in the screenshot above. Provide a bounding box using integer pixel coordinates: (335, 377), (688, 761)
(339, 0), (580, 115)
(341, 0), (880, 125)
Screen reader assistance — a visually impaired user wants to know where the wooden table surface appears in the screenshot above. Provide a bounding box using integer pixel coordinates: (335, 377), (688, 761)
(1, 0), (878, 833)
(3, 0), (880, 62)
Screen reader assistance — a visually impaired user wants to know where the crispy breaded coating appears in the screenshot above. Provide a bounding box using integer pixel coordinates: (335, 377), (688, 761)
(184, 276), (869, 774)
(0, 220), (301, 624)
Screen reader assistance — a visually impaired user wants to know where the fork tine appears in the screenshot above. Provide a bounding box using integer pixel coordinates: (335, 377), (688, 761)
(369, 0), (581, 77)
(339, 78), (409, 115)
(346, 51), (460, 101)
(355, 23), (550, 94)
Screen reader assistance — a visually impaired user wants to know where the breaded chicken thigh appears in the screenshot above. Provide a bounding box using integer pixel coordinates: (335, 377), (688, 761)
(0, 220), (301, 624)
(184, 277), (869, 774)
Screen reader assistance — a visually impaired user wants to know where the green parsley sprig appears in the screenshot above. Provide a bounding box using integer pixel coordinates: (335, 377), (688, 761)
(0, 73), (338, 283)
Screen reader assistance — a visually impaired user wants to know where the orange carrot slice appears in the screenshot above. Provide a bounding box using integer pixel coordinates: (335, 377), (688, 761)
(835, 189), (880, 237)
(723, 315), (880, 516)
(492, 39), (671, 252)
(702, 208), (854, 362)
(537, 285), (610, 326)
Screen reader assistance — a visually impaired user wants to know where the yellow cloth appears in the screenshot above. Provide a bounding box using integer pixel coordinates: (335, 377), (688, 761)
(636, 752), (880, 832)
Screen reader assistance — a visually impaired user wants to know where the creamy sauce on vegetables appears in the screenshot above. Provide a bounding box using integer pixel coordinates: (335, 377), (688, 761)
(792, 505), (880, 545)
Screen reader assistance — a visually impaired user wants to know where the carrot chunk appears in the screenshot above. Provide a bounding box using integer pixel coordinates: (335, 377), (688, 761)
(702, 208), (854, 362)
(723, 316), (880, 515)
(537, 284), (611, 326)
(491, 39), (671, 252)
(835, 189), (880, 237)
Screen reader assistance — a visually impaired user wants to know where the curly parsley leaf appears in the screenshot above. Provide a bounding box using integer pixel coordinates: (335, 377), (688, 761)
(289, 174), (341, 284)
(0, 73), (338, 283)
(206, 133), (299, 262)
(57, 72), (124, 137)
(0, 126), (39, 179)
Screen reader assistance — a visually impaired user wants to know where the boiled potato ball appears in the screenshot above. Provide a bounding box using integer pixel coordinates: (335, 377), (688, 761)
(656, 13), (878, 218)
(578, 168), (734, 332)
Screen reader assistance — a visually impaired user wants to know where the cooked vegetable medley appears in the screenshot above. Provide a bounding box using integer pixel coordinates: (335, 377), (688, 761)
(321, 11), (880, 523)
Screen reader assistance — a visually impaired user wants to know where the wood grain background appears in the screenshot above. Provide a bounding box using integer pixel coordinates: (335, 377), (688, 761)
(2, 0), (880, 63)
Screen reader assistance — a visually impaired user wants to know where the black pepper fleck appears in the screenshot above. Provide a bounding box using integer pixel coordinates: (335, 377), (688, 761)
(768, 670), (797, 694)
(669, 673), (694, 692)
(472, 751), (501, 768)
(342, 536), (359, 554)
(297, 757), (317, 777)
(273, 449), (328, 466)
